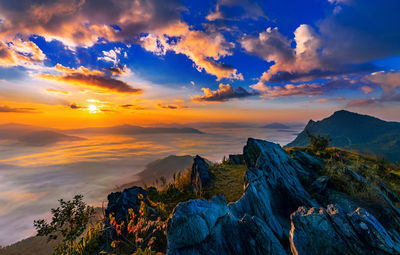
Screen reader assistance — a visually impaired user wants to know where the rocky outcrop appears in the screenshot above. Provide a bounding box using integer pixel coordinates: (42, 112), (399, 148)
(190, 155), (214, 196)
(106, 186), (150, 223)
(228, 154), (243, 165)
(167, 196), (286, 255)
(290, 205), (400, 255)
(166, 138), (400, 255)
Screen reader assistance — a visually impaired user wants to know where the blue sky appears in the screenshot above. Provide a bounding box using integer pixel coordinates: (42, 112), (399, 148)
(0, 0), (399, 126)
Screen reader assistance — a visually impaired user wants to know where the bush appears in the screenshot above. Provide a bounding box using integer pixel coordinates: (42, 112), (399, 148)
(307, 131), (331, 153)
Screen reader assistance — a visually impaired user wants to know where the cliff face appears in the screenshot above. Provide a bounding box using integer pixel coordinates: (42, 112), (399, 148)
(166, 138), (400, 255)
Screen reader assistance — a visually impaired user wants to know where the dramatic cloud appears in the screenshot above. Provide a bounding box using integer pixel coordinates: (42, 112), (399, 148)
(320, 0), (400, 63)
(0, 0), (184, 46)
(140, 22), (243, 81)
(38, 64), (142, 94)
(254, 77), (372, 98)
(0, 39), (45, 66)
(0, 105), (38, 113)
(192, 83), (258, 102)
(156, 103), (188, 109)
(206, 0), (266, 21)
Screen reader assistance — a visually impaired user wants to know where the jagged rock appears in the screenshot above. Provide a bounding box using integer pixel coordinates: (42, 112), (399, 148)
(310, 176), (329, 193)
(167, 196), (286, 255)
(242, 138), (318, 220)
(290, 205), (400, 255)
(167, 138), (400, 255)
(228, 154), (243, 165)
(290, 149), (324, 173)
(348, 208), (400, 254)
(190, 155), (214, 195)
(106, 186), (149, 223)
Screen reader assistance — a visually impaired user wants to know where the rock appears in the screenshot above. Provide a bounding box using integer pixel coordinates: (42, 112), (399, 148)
(290, 149), (324, 173)
(228, 154), (243, 165)
(190, 155), (214, 195)
(290, 204), (400, 255)
(290, 206), (351, 255)
(167, 196), (286, 255)
(243, 138), (318, 219)
(348, 208), (400, 254)
(106, 186), (149, 223)
(310, 176), (329, 193)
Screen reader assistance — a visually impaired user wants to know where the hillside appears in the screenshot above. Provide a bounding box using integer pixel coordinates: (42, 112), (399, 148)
(66, 124), (203, 135)
(287, 110), (400, 162)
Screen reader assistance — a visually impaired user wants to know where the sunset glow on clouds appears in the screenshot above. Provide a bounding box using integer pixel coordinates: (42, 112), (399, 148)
(0, 0), (399, 127)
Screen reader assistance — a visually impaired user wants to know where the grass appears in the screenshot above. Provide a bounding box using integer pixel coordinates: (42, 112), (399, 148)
(203, 162), (247, 203)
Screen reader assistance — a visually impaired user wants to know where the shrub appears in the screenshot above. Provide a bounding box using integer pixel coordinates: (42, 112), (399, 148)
(307, 131), (331, 153)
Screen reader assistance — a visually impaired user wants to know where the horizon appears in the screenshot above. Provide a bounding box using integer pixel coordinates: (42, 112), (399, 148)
(1, 0), (400, 251)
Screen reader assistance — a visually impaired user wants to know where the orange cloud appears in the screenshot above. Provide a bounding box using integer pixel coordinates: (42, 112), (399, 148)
(0, 39), (45, 66)
(0, 105), (38, 113)
(46, 88), (71, 95)
(39, 64), (142, 94)
(0, 0), (183, 47)
(156, 103), (188, 110)
(140, 22), (243, 81)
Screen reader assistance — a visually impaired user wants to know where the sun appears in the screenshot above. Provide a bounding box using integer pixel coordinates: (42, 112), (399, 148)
(88, 105), (100, 113)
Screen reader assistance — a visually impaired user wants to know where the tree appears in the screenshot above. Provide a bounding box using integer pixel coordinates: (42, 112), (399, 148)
(307, 131), (331, 152)
(34, 194), (95, 254)
(160, 176), (167, 187)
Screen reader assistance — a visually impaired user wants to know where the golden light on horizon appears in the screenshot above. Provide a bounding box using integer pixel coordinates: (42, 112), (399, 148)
(88, 104), (100, 113)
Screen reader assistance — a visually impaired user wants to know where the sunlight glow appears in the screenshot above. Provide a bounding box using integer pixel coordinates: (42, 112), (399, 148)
(88, 104), (100, 113)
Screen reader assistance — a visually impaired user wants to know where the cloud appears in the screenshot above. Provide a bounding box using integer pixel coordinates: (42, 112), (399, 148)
(120, 104), (145, 110)
(254, 77), (372, 98)
(0, 105), (38, 113)
(192, 83), (259, 102)
(0, 0), (184, 47)
(38, 64), (142, 94)
(69, 103), (85, 109)
(46, 88), (71, 95)
(241, 0), (397, 85)
(206, 0), (266, 21)
(0, 39), (45, 66)
(156, 103), (188, 109)
(139, 22), (243, 81)
(319, 0), (400, 63)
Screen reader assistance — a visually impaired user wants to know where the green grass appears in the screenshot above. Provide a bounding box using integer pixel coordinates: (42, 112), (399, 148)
(204, 163), (247, 203)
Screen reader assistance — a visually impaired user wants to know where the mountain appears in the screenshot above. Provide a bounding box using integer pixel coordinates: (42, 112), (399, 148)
(261, 122), (291, 129)
(0, 124), (84, 146)
(137, 155), (195, 184)
(18, 131), (85, 146)
(66, 124), (203, 135)
(118, 155), (195, 189)
(287, 110), (400, 162)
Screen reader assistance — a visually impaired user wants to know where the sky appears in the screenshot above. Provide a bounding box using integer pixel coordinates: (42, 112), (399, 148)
(0, 0), (399, 128)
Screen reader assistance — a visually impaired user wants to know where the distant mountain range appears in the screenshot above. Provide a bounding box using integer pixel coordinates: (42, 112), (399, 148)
(287, 110), (400, 162)
(0, 124), (84, 146)
(0, 123), (204, 146)
(261, 122), (291, 129)
(66, 124), (203, 135)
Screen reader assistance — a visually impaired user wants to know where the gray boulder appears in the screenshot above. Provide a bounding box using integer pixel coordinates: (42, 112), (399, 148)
(190, 155), (214, 195)
(290, 204), (400, 255)
(167, 196), (286, 255)
(310, 176), (329, 193)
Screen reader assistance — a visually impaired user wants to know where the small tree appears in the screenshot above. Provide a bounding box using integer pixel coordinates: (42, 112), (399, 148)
(34, 194), (95, 254)
(160, 176), (167, 187)
(307, 131), (331, 153)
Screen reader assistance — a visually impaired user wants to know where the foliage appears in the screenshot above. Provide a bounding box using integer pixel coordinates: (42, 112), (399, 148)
(306, 131), (331, 153)
(34, 195), (96, 254)
(107, 200), (166, 254)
